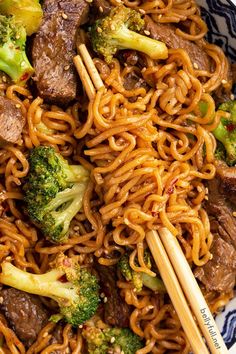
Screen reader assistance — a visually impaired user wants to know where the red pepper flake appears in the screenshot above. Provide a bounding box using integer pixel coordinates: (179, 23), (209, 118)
(226, 123), (235, 132)
(167, 178), (178, 195)
(59, 274), (68, 283)
(20, 73), (29, 82)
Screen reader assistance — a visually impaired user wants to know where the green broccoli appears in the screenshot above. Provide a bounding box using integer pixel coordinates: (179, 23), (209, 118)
(118, 252), (165, 293)
(24, 146), (89, 243)
(213, 100), (236, 166)
(0, 15), (34, 84)
(0, 253), (100, 327)
(0, 0), (43, 35)
(90, 5), (168, 64)
(82, 326), (143, 354)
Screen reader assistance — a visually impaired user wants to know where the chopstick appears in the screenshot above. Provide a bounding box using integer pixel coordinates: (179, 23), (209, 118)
(158, 228), (228, 354)
(146, 230), (209, 354)
(73, 44), (104, 100)
(147, 229), (228, 354)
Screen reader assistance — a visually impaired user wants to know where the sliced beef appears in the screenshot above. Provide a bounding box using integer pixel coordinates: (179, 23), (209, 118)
(92, 0), (112, 17)
(0, 97), (25, 144)
(194, 235), (236, 292)
(0, 288), (49, 348)
(205, 165), (236, 249)
(232, 63), (236, 84)
(123, 71), (149, 91)
(195, 160), (236, 292)
(32, 0), (89, 105)
(215, 160), (236, 205)
(96, 264), (131, 327)
(144, 16), (211, 71)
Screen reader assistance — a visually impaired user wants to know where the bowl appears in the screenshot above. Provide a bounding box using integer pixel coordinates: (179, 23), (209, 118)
(198, 0), (236, 352)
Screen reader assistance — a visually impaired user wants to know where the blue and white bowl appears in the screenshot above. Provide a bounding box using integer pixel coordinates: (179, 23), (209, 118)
(198, 0), (236, 352)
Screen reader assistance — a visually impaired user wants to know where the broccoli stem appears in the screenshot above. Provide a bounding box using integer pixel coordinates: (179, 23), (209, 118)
(0, 262), (77, 303)
(112, 25), (168, 60)
(47, 183), (87, 235)
(141, 273), (165, 292)
(58, 157), (89, 183)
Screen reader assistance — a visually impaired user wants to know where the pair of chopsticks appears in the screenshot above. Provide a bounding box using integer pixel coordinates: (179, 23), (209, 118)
(73, 44), (104, 100)
(147, 229), (228, 354)
(72, 44), (228, 354)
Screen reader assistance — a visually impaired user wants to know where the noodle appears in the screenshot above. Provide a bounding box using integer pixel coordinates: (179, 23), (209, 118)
(0, 0), (234, 352)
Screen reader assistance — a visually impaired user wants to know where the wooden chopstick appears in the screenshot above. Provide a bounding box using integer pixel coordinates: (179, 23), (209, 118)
(158, 228), (228, 354)
(146, 230), (209, 354)
(73, 55), (95, 100)
(78, 44), (104, 91)
(74, 43), (104, 100)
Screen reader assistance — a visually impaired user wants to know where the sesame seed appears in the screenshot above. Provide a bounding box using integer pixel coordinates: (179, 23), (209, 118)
(233, 212), (236, 217)
(139, 9), (146, 14)
(110, 337), (115, 343)
(111, 24), (115, 31)
(178, 140), (183, 146)
(0, 297), (3, 304)
(21, 61), (26, 67)
(15, 34), (20, 40)
(121, 351), (125, 354)
(209, 253), (213, 260)
(5, 256), (12, 261)
(61, 12), (68, 19)
(97, 27), (102, 33)
(144, 30), (150, 36)
(197, 186), (202, 193)
(147, 305), (154, 310)
(2, 76), (6, 82)
(64, 65), (70, 71)
(86, 0), (93, 2)
(202, 88), (205, 92)
(141, 67), (147, 73)
(158, 14), (162, 19)
(99, 6), (103, 12)
(193, 62), (199, 69)
(205, 187), (208, 194)
(204, 196), (208, 201)
(42, 332), (48, 338)
(103, 296), (108, 303)
(28, 95), (33, 99)
(73, 226), (80, 231)
(230, 94), (234, 100)
(79, 324), (83, 328)
(66, 349), (70, 354)
(221, 79), (227, 85)
(100, 292), (105, 298)
(15, 104), (21, 109)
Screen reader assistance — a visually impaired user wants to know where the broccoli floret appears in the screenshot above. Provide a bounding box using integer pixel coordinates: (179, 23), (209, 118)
(0, 0), (43, 36)
(0, 15), (34, 84)
(90, 5), (168, 64)
(0, 254), (100, 327)
(118, 252), (165, 293)
(213, 100), (236, 166)
(82, 326), (143, 354)
(24, 146), (89, 243)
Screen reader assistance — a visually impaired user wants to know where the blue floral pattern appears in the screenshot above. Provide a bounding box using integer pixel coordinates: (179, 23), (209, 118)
(198, 1), (236, 351)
